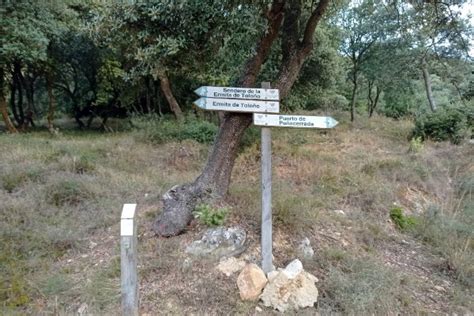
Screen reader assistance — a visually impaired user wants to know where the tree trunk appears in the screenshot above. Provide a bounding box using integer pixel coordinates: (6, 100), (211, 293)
(0, 67), (18, 133)
(11, 64), (25, 126)
(350, 72), (358, 122)
(369, 86), (381, 118)
(15, 63), (35, 128)
(10, 81), (20, 124)
(421, 58), (437, 112)
(367, 80), (373, 115)
(46, 73), (56, 132)
(158, 72), (184, 121)
(153, 0), (330, 237)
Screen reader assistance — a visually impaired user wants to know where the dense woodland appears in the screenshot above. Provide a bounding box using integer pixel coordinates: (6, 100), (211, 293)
(1, 1), (472, 132)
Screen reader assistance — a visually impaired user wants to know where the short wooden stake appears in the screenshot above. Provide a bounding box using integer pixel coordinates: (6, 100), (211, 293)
(261, 82), (273, 274)
(121, 203), (138, 316)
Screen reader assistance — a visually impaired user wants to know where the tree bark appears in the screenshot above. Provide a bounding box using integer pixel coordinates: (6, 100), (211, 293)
(153, 0), (330, 237)
(17, 64), (35, 128)
(421, 58), (437, 112)
(158, 72), (184, 121)
(350, 71), (358, 122)
(369, 85), (381, 118)
(46, 73), (56, 132)
(0, 67), (18, 133)
(11, 63), (25, 126)
(367, 79), (374, 115)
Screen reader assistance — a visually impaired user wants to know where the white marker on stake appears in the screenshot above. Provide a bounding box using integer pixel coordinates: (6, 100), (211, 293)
(121, 203), (138, 316)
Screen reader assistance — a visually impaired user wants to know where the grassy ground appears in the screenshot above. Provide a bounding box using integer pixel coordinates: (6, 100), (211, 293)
(0, 113), (472, 314)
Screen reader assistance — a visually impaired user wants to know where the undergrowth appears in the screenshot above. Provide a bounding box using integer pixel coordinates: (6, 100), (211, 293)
(0, 115), (472, 313)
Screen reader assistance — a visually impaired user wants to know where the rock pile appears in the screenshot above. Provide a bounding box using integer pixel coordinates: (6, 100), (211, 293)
(261, 259), (319, 312)
(235, 259), (319, 312)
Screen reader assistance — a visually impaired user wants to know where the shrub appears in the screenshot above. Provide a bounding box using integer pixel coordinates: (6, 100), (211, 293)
(134, 115), (218, 144)
(193, 204), (228, 227)
(1, 169), (42, 192)
(415, 203), (473, 287)
(47, 179), (95, 206)
(181, 119), (217, 143)
(390, 207), (418, 231)
(1, 173), (28, 193)
(412, 105), (473, 144)
(320, 257), (401, 314)
(408, 136), (424, 153)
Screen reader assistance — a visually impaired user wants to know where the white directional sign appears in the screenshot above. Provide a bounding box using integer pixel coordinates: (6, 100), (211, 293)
(195, 86), (279, 101)
(194, 97), (279, 113)
(253, 113), (338, 129)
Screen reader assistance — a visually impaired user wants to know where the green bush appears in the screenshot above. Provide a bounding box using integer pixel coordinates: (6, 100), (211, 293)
(47, 179), (95, 206)
(390, 207), (418, 231)
(134, 115), (218, 144)
(181, 119), (217, 143)
(1, 169), (42, 192)
(408, 136), (424, 153)
(412, 105), (473, 144)
(193, 204), (228, 227)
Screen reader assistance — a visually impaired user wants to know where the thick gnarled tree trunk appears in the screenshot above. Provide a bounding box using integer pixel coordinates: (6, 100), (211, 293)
(153, 0), (330, 237)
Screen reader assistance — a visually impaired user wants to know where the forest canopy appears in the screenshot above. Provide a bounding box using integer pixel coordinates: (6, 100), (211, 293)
(0, 0), (471, 133)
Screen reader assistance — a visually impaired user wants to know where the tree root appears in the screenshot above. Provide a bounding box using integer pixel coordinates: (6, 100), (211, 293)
(152, 183), (212, 237)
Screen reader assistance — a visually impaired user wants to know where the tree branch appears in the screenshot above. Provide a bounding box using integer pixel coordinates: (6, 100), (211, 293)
(237, 0), (285, 87)
(301, 0), (330, 50)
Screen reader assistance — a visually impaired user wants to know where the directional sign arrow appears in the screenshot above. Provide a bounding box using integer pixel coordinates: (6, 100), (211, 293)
(194, 97), (279, 113)
(253, 113), (338, 129)
(194, 86), (279, 101)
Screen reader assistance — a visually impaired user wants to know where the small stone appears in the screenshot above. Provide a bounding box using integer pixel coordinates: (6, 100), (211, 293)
(282, 259), (303, 279)
(434, 285), (445, 292)
(297, 238), (314, 259)
(333, 209), (346, 216)
(182, 258), (192, 272)
(217, 257), (246, 277)
(255, 306), (263, 312)
(77, 303), (88, 315)
(237, 263), (268, 301)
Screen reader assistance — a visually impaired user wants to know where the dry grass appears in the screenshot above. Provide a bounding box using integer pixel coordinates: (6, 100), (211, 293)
(1, 114), (472, 314)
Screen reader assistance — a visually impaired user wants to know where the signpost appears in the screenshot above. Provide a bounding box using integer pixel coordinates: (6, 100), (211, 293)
(193, 83), (338, 274)
(253, 113), (338, 129)
(260, 82), (273, 274)
(195, 86), (279, 100)
(194, 97), (279, 113)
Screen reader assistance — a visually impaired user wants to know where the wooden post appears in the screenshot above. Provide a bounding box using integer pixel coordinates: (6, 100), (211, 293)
(121, 203), (138, 316)
(261, 82), (273, 274)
